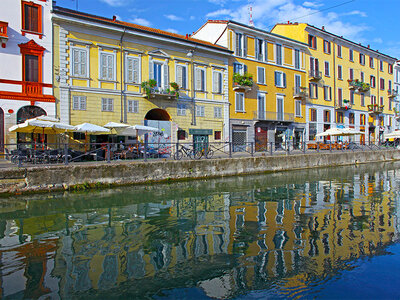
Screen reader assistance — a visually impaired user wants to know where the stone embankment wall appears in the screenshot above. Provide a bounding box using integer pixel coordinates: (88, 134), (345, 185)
(1, 150), (399, 195)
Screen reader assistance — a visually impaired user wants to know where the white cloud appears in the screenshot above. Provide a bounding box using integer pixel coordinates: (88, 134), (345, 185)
(100, 0), (125, 7)
(190, 16), (196, 21)
(373, 38), (383, 44)
(206, 8), (232, 18)
(164, 28), (179, 34)
(130, 17), (152, 27)
(165, 14), (183, 21)
(302, 1), (323, 8)
(208, 0), (227, 5)
(343, 10), (367, 17)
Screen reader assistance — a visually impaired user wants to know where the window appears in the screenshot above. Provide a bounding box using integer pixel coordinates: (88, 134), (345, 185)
(309, 82), (318, 99)
(24, 54), (39, 82)
(338, 65), (342, 80)
(257, 67), (265, 84)
(22, 1), (42, 34)
(235, 33), (243, 57)
(369, 56), (374, 68)
(370, 75), (376, 88)
(349, 49), (353, 61)
(100, 52), (115, 80)
(389, 80), (392, 91)
(151, 61), (169, 89)
(350, 89), (354, 104)
(323, 40), (331, 54)
(360, 114), (366, 125)
(371, 95), (376, 105)
(255, 39), (265, 61)
(178, 129), (186, 140)
(276, 44), (282, 65)
(196, 105), (205, 117)
(233, 62), (246, 75)
(310, 108), (317, 122)
(349, 68), (354, 80)
(323, 110), (331, 123)
(176, 64), (187, 89)
(349, 113), (355, 125)
(295, 100), (302, 117)
(336, 111), (344, 123)
(274, 71), (286, 87)
(389, 63), (393, 74)
(380, 78), (385, 90)
(390, 99), (392, 110)
(308, 34), (317, 49)
(72, 96), (86, 110)
(126, 56), (140, 83)
(361, 93), (365, 106)
(177, 103), (186, 116)
(214, 107), (222, 118)
(337, 45), (342, 57)
(380, 96), (384, 106)
(214, 131), (222, 140)
(127, 100), (138, 113)
(235, 92), (245, 112)
(310, 57), (319, 77)
(212, 71), (223, 93)
(195, 67), (206, 91)
(359, 53), (365, 65)
(72, 48), (88, 77)
(360, 71), (364, 82)
(338, 88), (343, 102)
(324, 86), (332, 101)
(101, 98), (113, 112)
(324, 61), (330, 76)
(294, 49), (300, 69)
(380, 60), (384, 72)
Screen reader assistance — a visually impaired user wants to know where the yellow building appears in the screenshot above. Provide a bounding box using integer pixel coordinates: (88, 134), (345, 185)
(193, 20), (308, 150)
(52, 7), (232, 148)
(272, 23), (397, 143)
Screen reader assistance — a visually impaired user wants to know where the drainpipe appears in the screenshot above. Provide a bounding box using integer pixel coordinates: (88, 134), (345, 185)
(120, 27), (126, 123)
(187, 49), (196, 126)
(333, 39), (337, 125)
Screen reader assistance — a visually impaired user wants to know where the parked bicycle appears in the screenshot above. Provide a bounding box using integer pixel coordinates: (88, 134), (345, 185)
(194, 146), (214, 159)
(174, 145), (196, 160)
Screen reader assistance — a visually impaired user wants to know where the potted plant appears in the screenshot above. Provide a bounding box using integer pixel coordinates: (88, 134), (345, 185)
(141, 79), (157, 98)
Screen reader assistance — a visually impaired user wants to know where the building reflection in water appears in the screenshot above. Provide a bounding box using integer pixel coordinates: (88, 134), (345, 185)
(0, 165), (399, 298)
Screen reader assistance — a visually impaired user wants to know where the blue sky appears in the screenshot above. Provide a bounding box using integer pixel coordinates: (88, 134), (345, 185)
(55, 0), (400, 58)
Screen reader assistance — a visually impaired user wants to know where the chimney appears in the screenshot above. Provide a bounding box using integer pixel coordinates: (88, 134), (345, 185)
(288, 21), (290, 24)
(368, 44), (370, 48)
(185, 34), (188, 39)
(322, 26), (325, 30)
(112, 15), (117, 22)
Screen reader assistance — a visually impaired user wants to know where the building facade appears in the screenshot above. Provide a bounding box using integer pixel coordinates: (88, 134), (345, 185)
(272, 23), (397, 143)
(193, 20), (308, 150)
(52, 7), (231, 148)
(393, 61), (400, 130)
(0, 0), (55, 145)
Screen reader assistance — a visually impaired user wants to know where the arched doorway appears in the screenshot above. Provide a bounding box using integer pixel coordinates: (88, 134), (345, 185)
(17, 105), (46, 124)
(16, 106), (47, 144)
(144, 108), (172, 156)
(144, 108), (171, 121)
(0, 108), (3, 151)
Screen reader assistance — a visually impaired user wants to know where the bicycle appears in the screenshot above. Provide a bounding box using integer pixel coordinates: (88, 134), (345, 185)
(174, 145), (196, 160)
(194, 146), (214, 159)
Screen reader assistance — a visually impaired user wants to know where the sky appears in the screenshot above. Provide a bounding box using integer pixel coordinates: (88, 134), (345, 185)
(55, 0), (400, 59)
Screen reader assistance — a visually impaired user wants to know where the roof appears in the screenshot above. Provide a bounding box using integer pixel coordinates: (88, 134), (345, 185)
(52, 6), (232, 54)
(273, 22), (397, 61)
(194, 20), (308, 47)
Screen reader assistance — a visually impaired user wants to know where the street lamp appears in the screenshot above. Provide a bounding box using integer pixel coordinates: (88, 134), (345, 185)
(187, 49), (196, 126)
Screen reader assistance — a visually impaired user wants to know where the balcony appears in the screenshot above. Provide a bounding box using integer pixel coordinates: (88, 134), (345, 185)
(388, 89), (398, 98)
(23, 81), (43, 96)
(0, 79), (54, 102)
(293, 86), (308, 99)
(254, 111), (294, 122)
(348, 79), (370, 92)
(0, 21), (8, 48)
(309, 70), (322, 81)
(368, 104), (384, 115)
(233, 73), (253, 92)
(335, 99), (352, 110)
(141, 80), (179, 100)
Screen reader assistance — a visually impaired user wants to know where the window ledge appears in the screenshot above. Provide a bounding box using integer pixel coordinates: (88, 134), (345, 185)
(21, 29), (43, 39)
(98, 79), (119, 83)
(70, 76), (91, 80)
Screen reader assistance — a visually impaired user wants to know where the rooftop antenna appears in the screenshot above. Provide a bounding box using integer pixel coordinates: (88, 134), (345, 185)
(248, 0), (254, 27)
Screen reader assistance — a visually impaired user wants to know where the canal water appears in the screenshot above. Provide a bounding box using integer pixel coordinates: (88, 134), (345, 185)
(1, 162), (400, 299)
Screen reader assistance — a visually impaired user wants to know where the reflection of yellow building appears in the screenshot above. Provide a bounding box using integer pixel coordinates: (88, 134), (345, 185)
(193, 20), (308, 149)
(52, 7), (231, 146)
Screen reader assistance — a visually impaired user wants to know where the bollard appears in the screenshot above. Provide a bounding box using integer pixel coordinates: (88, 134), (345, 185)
(107, 143), (111, 163)
(286, 141), (290, 155)
(316, 142), (319, 153)
(250, 142), (254, 157)
(175, 142), (179, 160)
(18, 151), (22, 168)
(270, 142), (273, 156)
(64, 143), (69, 165)
(229, 142), (232, 158)
(144, 142), (147, 162)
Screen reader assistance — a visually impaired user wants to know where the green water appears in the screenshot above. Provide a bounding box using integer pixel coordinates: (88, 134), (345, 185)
(0, 162), (400, 299)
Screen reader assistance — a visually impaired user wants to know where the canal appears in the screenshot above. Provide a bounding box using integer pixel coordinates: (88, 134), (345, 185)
(0, 162), (400, 299)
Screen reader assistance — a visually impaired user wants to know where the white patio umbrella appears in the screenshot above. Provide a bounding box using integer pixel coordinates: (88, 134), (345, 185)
(104, 122), (160, 137)
(384, 130), (400, 139)
(340, 128), (364, 136)
(75, 123), (111, 151)
(132, 125), (161, 136)
(315, 127), (345, 138)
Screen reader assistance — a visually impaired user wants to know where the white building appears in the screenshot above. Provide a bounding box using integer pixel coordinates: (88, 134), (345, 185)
(0, 0), (55, 145)
(393, 61), (400, 130)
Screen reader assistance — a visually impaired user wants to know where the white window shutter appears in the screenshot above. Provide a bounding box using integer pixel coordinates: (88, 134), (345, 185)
(255, 40), (259, 60)
(133, 58), (139, 83)
(243, 35), (247, 57)
(183, 66), (187, 89)
(195, 68), (201, 90)
(163, 63), (169, 90)
(212, 71), (217, 93)
(81, 51), (86, 77)
(73, 96), (78, 110)
(149, 60), (154, 80)
(264, 41), (268, 61)
(283, 73), (286, 88)
(177, 65), (183, 87)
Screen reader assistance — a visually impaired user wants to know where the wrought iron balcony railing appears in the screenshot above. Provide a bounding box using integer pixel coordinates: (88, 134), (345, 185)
(368, 104), (384, 114)
(309, 70), (322, 81)
(293, 86), (308, 99)
(253, 111), (294, 122)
